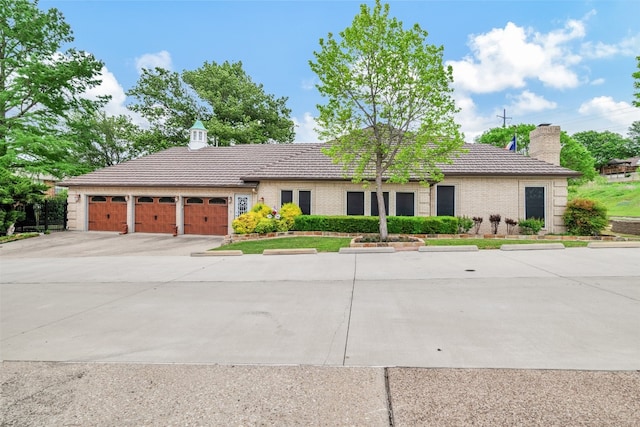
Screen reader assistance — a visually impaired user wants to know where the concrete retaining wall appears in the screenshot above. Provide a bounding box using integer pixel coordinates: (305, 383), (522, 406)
(611, 219), (640, 236)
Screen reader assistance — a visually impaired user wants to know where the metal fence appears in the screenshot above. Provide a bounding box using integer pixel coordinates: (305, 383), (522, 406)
(14, 199), (67, 233)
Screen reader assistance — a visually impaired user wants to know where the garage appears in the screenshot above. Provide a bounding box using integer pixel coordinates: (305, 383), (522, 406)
(134, 197), (176, 234)
(88, 196), (127, 232)
(184, 197), (228, 235)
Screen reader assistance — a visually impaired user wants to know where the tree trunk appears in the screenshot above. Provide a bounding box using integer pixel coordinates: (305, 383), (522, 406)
(376, 171), (388, 241)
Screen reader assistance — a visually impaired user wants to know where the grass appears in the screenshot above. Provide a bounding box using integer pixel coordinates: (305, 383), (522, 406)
(0, 233), (40, 244)
(214, 236), (589, 253)
(213, 236), (352, 254)
(569, 180), (640, 217)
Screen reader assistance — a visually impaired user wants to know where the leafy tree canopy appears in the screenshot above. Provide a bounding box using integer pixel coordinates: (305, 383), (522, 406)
(309, 0), (464, 240)
(127, 61), (294, 152)
(633, 56), (640, 108)
(572, 130), (638, 169)
(476, 124), (596, 181)
(1, 0), (106, 178)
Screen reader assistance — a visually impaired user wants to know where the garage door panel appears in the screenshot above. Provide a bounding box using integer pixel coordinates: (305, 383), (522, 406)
(184, 197), (228, 235)
(135, 197), (176, 234)
(88, 196), (127, 232)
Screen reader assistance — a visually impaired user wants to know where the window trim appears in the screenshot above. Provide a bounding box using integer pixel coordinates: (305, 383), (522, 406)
(346, 191), (365, 216)
(436, 185), (455, 216)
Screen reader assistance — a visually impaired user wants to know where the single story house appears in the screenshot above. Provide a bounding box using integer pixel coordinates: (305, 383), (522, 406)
(60, 123), (579, 235)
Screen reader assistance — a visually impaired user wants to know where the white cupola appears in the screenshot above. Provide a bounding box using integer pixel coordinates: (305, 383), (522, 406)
(188, 120), (208, 150)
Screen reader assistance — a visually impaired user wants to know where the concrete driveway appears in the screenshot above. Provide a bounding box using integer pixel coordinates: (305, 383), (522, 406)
(2, 232), (639, 426)
(0, 231), (222, 258)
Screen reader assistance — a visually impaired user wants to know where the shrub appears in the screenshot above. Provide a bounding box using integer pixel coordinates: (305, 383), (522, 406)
(251, 203), (273, 217)
(254, 217), (277, 234)
(489, 214), (501, 234)
(518, 218), (544, 235)
(472, 216), (483, 234)
(232, 211), (261, 234)
(293, 215), (458, 234)
(279, 203), (302, 229)
(457, 216), (474, 233)
(563, 198), (608, 236)
(505, 218), (518, 235)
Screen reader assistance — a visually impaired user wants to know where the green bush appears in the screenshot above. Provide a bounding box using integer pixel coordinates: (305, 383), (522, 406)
(457, 216), (474, 233)
(279, 203), (302, 229)
(254, 218), (277, 234)
(232, 211), (261, 234)
(563, 198), (608, 236)
(293, 215), (459, 234)
(518, 218), (544, 235)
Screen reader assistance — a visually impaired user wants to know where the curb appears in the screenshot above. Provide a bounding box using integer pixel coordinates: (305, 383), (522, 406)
(191, 250), (243, 257)
(339, 247), (396, 254)
(419, 245), (479, 252)
(587, 241), (640, 249)
(500, 243), (565, 251)
(263, 248), (318, 255)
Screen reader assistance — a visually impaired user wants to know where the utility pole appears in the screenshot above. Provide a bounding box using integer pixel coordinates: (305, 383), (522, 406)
(497, 109), (511, 128)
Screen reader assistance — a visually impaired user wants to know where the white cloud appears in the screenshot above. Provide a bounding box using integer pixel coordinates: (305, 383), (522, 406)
(135, 50), (173, 74)
(83, 66), (147, 126)
(578, 96), (640, 129)
(590, 78), (605, 86)
(293, 112), (320, 143)
(508, 90), (557, 114)
(447, 17), (586, 94)
(452, 93), (495, 142)
(581, 34), (640, 59)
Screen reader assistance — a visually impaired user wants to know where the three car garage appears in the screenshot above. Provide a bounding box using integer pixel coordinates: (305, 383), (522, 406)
(87, 195), (228, 235)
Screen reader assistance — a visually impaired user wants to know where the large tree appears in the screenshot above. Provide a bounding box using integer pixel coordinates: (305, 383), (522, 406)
(572, 130), (638, 169)
(309, 0), (464, 240)
(633, 55), (640, 108)
(1, 0), (105, 233)
(477, 124), (596, 181)
(127, 61), (295, 151)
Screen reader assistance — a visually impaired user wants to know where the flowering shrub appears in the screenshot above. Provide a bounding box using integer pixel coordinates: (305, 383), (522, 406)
(232, 202), (302, 234)
(563, 198), (608, 236)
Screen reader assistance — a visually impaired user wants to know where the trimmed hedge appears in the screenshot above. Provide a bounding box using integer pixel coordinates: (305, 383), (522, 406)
(292, 215), (459, 234)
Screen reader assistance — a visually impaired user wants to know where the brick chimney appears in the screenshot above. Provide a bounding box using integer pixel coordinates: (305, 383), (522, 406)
(529, 124), (561, 165)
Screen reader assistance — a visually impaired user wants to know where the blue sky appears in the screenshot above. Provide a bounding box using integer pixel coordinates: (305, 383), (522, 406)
(41, 0), (640, 143)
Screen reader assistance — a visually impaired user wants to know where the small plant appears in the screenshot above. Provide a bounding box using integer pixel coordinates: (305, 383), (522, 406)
(505, 218), (517, 235)
(472, 216), (483, 234)
(457, 216), (474, 234)
(563, 198), (608, 236)
(489, 214), (501, 234)
(518, 218), (544, 235)
(254, 217), (278, 234)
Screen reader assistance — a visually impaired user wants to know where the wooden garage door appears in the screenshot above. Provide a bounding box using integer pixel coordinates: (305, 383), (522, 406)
(184, 197), (228, 235)
(135, 197), (176, 233)
(88, 196), (127, 231)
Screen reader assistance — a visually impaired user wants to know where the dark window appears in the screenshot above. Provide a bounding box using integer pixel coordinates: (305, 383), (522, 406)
(137, 196), (153, 203)
(281, 190), (293, 206)
(346, 192), (365, 215)
(525, 187), (545, 223)
(111, 196), (126, 203)
(436, 186), (455, 216)
(396, 192), (415, 216)
(209, 198), (227, 205)
(90, 196), (107, 202)
(370, 192), (389, 216)
(186, 197), (203, 204)
(299, 191), (311, 215)
(158, 197), (175, 204)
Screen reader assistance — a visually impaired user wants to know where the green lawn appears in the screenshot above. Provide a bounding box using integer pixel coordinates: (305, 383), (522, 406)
(213, 236), (352, 254)
(569, 180), (640, 217)
(214, 236), (589, 253)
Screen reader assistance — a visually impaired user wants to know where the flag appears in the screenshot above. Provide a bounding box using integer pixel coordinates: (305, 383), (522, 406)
(505, 135), (516, 152)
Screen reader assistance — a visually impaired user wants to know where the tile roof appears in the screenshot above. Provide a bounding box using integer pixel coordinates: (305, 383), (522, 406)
(61, 142), (579, 188)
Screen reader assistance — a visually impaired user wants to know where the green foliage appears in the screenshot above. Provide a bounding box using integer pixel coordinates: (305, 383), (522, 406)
(569, 180), (640, 217)
(560, 135), (596, 183)
(293, 215), (459, 234)
(572, 130), (638, 169)
(633, 56), (640, 108)
(475, 124), (536, 153)
(0, 168), (47, 234)
(279, 203), (303, 229)
(1, 0), (105, 178)
(457, 216), (474, 233)
(518, 218), (544, 235)
(563, 198), (608, 236)
(251, 203), (274, 217)
(254, 218), (277, 234)
(218, 237), (352, 254)
(309, 0), (464, 240)
(231, 211), (261, 234)
(127, 61), (294, 152)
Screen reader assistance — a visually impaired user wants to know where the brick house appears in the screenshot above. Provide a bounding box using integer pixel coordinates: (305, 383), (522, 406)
(61, 123), (579, 235)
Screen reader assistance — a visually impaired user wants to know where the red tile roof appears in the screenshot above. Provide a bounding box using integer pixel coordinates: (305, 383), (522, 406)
(61, 142), (579, 188)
